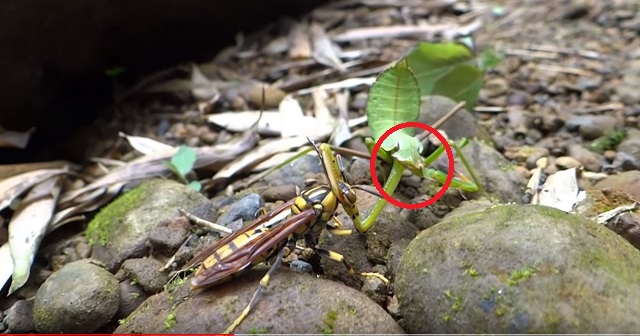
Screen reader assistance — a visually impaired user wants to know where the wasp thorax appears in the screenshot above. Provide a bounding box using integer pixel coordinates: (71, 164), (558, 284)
(338, 181), (357, 204)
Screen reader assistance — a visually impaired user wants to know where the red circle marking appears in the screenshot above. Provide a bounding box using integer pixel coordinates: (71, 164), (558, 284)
(369, 122), (454, 210)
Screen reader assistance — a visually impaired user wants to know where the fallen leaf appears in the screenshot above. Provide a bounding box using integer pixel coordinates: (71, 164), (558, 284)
(0, 168), (69, 212)
(0, 243), (12, 292)
(190, 63), (220, 103)
(535, 168), (586, 212)
(0, 127), (35, 149)
(310, 23), (346, 72)
(0, 161), (79, 180)
(329, 89), (353, 147)
(288, 22), (312, 59)
(59, 132), (259, 203)
(8, 176), (62, 294)
(211, 136), (311, 182)
(120, 132), (174, 155)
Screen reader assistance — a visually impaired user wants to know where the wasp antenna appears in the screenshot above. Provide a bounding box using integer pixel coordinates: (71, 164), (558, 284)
(352, 185), (384, 199)
(336, 154), (348, 182)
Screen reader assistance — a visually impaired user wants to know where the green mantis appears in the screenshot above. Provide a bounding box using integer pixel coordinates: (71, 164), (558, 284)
(256, 41), (489, 234)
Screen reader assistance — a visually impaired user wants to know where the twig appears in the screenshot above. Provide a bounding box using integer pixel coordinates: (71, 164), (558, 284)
(178, 208), (232, 235)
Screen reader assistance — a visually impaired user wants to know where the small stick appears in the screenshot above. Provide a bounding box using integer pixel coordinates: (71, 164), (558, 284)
(178, 208), (232, 235)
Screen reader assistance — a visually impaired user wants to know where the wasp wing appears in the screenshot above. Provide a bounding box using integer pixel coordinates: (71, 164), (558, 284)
(190, 208), (318, 289)
(185, 198), (296, 269)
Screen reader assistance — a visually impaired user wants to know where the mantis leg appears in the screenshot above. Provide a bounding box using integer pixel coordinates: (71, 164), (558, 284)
(420, 138), (483, 193)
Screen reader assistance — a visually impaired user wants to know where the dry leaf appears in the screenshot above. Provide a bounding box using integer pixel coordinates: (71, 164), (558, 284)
(8, 176), (62, 294)
(60, 133), (258, 203)
(288, 23), (312, 59)
(0, 127), (35, 149)
(119, 132), (174, 155)
(0, 168), (69, 212)
(0, 243), (12, 292)
(0, 161), (78, 180)
(295, 77), (376, 95)
(535, 168), (586, 212)
(191, 63), (220, 103)
(329, 90), (353, 147)
(310, 23), (346, 72)
(212, 136), (311, 182)
(52, 183), (125, 230)
(249, 149), (310, 172)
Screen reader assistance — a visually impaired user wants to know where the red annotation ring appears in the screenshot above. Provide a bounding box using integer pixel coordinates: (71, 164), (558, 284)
(369, 121), (454, 210)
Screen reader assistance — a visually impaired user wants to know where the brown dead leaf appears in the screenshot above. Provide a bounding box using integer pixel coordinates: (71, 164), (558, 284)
(0, 161), (79, 180)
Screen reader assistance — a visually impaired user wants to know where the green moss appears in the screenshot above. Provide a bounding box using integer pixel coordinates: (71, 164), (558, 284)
(164, 275), (186, 293)
(249, 327), (268, 334)
(322, 309), (338, 334)
(164, 312), (177, 330)
(465, 267), (479, 277)
(508, 266), (535, 286)
(85, 181), (150, 246)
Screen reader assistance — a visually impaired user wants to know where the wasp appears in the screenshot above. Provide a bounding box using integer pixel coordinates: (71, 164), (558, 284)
(184, 138), (383, 334)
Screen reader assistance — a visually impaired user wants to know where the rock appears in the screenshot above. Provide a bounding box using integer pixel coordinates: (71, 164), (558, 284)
(216, 193), (263, 226)
(594, 170), (640, 200)
(506, 91), (531, 106)
(116, 281), (148, 319)
(33, 260), (120, 333)
(261, 184), (297, 202)
(361, 275), (387, 307)
(289, 260), (313, 274)
(396, 204), (640, 333)
(114, 267), (403, 334)
(565, 115), (619, 140)
(148, 217), (191, 257)
(567, 144), (603, 172)
(483, 78), (509, 98)
(617, 138), (640, 169)
(86, 179), (214, 272)
(554, 156), (583, 169)
(433, 140), (526, 203)
(5, 300), (35, 333)
(119, 258), (169, 295)
(400, 190), (463, 230)
(419, 96), (493, 144)
(386, 239), (411, 281)
(318, 189), (417, 289)
(261, 154), (324, 188)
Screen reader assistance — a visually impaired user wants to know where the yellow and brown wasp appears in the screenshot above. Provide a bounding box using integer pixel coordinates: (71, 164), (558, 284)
(183, 138), (383, 333)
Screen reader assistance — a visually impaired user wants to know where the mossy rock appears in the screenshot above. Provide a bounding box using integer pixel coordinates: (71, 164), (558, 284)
(86, 179), (213, 272)
(396, 204), (640, 333)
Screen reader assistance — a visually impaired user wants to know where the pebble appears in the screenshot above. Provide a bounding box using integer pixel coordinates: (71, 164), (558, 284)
(116, 281), (148, 319)
(566, 115), (618, 140)
(216, 193), (263, 227)
(289, 260), (313, 274)
(506, 90), (531, 106)
(4, 300), (35, 333)
(119, 257), (169, 294)
(617, 138), (640, 169)
(555, 156), (583, 169)
(568, 144), (603, 172)
(148, 217), (191, 257)
(483, 78), (509, 97)
(33, 260), (120, 333)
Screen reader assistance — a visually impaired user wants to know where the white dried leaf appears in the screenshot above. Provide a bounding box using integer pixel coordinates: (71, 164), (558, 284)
(279, 95), (308, 138)
(8, 176), (62, 294)
(0, 168), (68, 212)
(0, 127), (35, 149)
(0, 243), (13, 292)
(536, 168), (586, 212)
(191, 63), (220, 102)
(120, 132), (173, 155)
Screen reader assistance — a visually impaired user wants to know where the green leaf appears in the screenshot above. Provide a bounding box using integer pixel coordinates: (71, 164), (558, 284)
(170, 146), (197, 178)
(366, 58), (422, 151)
(187, 180), (202, 192)
(405, 42), (476, 94)
(405, 42), (483, 111)
(431, 64), (483, 111)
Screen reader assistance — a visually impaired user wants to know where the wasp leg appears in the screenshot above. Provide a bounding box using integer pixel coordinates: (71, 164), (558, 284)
(254, 207), (268, 218)
(224, 238), (296, 334)
(303, 234), (353, 275)
(326, 217), (352, 236)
